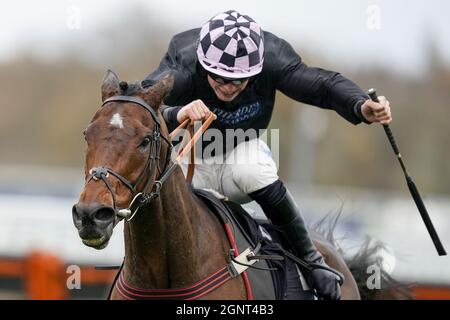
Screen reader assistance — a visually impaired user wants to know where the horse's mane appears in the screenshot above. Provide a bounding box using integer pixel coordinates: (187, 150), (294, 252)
(118, 81), (141, 96)
(115, 76), (173, 110)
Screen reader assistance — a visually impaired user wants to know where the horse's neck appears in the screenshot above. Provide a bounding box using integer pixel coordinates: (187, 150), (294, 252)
(123, 166), (228, 289)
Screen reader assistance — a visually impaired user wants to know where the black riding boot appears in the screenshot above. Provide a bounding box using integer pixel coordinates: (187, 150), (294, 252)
(249, 180), (341, 300)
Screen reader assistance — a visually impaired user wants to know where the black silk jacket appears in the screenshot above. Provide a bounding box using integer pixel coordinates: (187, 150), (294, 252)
(143, 28), (370, 154)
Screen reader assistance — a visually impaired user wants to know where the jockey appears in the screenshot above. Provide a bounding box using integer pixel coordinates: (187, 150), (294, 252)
(143, 10), (392, 300)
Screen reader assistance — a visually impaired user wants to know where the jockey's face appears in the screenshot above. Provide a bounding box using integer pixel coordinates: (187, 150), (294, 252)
(207, 75), (249, 102)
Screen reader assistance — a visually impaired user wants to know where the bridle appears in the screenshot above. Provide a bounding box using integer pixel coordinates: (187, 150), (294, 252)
(85, 95), (216, 222)
(85, 96), (175, 222)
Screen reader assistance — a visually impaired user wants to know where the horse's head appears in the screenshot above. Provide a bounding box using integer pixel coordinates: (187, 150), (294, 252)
(72, 70), (173, 249)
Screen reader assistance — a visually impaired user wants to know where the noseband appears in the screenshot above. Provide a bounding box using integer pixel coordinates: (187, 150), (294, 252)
(86, 96), (175, 221)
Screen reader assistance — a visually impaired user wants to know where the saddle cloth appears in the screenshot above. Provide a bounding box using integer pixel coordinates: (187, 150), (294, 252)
(193, 188), (313, 300)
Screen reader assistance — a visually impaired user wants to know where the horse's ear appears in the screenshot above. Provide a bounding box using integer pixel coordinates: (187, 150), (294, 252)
(141, 74), (174, 109)
(101, 69), (120, 102)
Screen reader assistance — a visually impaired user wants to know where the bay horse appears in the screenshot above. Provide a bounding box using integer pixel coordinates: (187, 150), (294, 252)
(72, 70), (392, 300)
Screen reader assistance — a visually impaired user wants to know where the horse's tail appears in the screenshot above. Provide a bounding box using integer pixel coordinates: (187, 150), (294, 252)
(312, 211), (412, 300)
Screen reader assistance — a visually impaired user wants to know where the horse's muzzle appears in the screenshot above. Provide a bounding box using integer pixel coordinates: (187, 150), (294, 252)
(72, 203), (116, 248)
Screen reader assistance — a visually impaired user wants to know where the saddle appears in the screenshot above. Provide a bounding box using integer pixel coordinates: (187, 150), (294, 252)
(193, 188), (313, 300)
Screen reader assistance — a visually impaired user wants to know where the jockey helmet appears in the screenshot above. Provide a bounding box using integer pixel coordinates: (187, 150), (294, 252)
(197, 10), (264, 79)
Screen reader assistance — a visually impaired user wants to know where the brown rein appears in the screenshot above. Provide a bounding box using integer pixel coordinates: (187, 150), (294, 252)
(169, 114), (216, 184)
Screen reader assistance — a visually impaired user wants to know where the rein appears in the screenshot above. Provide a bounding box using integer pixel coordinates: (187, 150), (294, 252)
(85, 95), (215, 222)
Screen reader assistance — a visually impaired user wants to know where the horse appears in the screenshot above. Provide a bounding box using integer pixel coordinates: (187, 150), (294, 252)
(72, 70), (403, 300)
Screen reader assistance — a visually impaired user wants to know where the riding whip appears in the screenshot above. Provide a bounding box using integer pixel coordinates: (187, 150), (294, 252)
(368, 88), (446, 256)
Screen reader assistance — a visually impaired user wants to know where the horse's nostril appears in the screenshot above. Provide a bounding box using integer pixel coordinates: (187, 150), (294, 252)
(72, 204), (85, 229)
(72, 205), (81, 221)
(93, 207), (116, 222)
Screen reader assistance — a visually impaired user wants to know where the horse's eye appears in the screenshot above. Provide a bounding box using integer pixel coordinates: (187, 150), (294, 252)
(139, 137), (151, 149)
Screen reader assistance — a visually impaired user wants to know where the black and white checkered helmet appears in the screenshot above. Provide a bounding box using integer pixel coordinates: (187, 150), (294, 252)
(197, 10), (264, 79)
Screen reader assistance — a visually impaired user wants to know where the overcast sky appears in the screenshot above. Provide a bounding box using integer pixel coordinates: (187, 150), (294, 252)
(2, 0), (449, 75)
